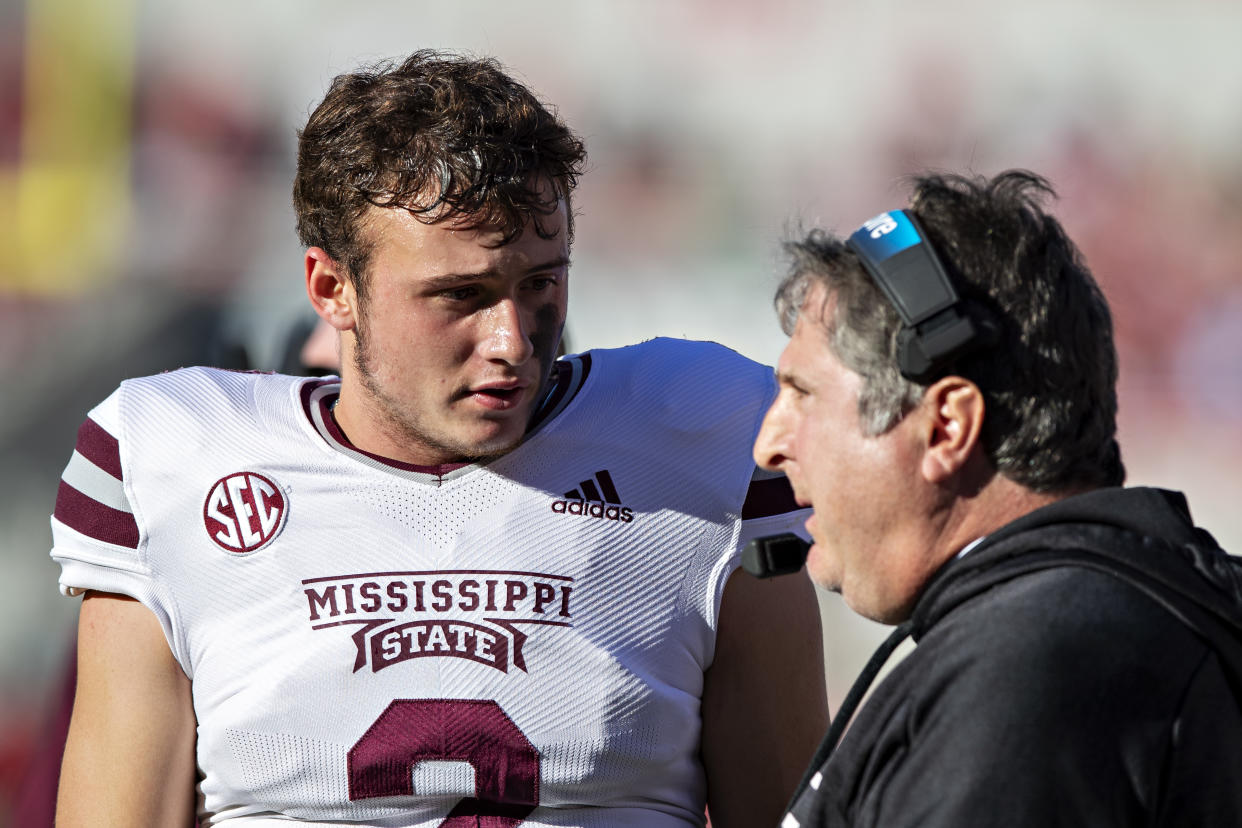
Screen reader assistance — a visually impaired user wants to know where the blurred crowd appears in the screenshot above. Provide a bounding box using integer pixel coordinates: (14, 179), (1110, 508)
(3, 2), (1240, 822)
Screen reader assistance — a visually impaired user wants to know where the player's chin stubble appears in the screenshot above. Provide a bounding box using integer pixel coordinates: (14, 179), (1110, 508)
(351, 301), (565, 463)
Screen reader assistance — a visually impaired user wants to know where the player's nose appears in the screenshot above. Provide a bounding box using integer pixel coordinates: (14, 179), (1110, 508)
(481, 298), (536, 365)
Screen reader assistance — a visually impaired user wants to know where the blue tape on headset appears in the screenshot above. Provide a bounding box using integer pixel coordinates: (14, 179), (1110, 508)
(850, 211), (922, 260)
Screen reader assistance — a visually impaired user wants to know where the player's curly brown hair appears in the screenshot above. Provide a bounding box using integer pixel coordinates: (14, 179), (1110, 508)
(293, 50), (586, 301)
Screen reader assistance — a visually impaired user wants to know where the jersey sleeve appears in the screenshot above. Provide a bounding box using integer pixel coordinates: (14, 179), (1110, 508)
(649, 343), (811, 634)
(51, 390), (138, 570)
(49, 387), (181, 661)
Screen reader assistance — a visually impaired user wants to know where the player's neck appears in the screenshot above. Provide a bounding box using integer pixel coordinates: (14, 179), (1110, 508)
(331, 378), (465, 469)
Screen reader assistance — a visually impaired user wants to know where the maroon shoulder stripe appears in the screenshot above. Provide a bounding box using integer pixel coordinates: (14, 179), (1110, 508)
(75, 418), (122, 480)
(741, 475), (802, 520)
(54, 481), (140, 549)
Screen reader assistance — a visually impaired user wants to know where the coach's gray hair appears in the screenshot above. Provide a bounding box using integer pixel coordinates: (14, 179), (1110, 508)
(776, 170), (1125, 493)
(776, 236), (924, 435)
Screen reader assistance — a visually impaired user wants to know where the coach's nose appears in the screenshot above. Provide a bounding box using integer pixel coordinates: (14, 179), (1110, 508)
(753, 389), (796, 472)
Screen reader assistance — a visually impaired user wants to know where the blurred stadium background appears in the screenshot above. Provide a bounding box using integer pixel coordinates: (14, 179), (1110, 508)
(2, 0), (1241, 821)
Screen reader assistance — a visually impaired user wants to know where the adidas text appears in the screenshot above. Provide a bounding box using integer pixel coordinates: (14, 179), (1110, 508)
(551, 500), (635, 522)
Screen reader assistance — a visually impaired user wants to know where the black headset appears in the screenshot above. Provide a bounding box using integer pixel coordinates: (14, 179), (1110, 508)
(846, 209), (983, 383)
(743, 209), (986, 578)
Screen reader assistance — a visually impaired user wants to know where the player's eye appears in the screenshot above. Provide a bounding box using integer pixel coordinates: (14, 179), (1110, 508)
(525, 275), (559, 292)
(441, 285), (481, 302)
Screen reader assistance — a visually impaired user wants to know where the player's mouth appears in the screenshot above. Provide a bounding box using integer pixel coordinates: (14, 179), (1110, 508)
(469, 380), (529, 411)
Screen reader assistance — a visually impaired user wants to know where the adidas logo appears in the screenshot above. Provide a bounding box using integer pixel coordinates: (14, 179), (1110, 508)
(551, 469), (635, 523)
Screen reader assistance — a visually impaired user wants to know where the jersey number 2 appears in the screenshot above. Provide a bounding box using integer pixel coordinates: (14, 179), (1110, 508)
(348, 699), (539, 827)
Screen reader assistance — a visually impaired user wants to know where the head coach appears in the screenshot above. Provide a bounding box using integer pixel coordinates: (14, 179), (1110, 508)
(751, 169), (1242, 827)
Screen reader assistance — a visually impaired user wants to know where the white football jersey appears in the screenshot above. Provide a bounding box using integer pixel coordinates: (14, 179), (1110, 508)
(51, 337), (807, 827)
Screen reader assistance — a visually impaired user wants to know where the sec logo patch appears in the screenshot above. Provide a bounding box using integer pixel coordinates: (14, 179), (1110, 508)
(203, 472), (288, 555)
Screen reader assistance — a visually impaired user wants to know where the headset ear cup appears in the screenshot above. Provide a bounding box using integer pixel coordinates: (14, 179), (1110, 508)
(897, 328), (934, 383)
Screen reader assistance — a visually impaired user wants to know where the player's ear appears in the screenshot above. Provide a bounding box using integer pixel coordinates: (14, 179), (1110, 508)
(305, 247), (357, 332)
(919, 376), (985, 484)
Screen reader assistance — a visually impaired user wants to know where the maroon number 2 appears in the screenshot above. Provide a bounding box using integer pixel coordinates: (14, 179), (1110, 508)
(348, 699), (539, 827)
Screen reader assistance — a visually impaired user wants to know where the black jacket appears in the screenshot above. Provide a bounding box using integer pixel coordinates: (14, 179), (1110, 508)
(786, 487), (1242, 827)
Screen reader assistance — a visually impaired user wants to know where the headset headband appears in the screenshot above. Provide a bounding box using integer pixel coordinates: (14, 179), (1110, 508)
(846, 210), (981, 382)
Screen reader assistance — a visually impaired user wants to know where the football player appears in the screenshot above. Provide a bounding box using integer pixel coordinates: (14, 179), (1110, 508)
(51, 50), (826, 827)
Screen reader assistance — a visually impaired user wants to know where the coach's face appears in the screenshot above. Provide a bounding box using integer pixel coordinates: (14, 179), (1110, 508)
(307, 189), (568, 467)
(753, 285), (938, 623)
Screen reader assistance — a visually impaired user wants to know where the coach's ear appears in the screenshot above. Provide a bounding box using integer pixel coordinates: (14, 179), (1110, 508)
(305, 247), (358, 332)
(920, 376), (985, 485)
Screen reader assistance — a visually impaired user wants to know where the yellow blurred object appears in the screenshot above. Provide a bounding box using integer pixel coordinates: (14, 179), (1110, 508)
(3, 0), (137, 295)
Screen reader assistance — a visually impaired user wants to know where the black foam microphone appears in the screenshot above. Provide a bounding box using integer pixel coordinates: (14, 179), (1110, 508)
(741, 533), (810, 578)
